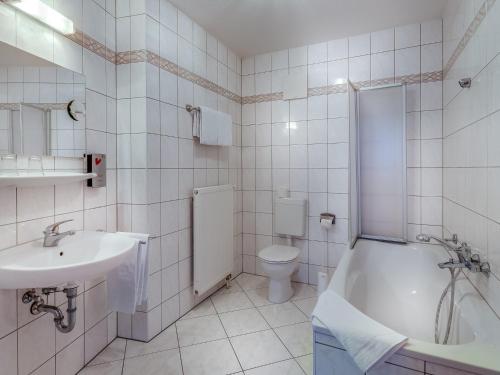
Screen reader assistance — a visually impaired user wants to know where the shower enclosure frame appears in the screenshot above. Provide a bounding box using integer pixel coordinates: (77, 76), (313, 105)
(350, 82), (407, 245)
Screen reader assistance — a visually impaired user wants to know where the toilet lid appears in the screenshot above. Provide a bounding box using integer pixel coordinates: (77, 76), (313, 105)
(258, 245), (300, 263)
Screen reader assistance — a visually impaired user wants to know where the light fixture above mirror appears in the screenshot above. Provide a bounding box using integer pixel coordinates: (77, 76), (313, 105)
(6, 0), (74, 35)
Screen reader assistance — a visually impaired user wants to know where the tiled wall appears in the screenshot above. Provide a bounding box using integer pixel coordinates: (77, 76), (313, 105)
(0, 0), (119, 374)
(240, 20), (444, 285)
(442, 0), (500, 318)
(114, 0), (243, 342)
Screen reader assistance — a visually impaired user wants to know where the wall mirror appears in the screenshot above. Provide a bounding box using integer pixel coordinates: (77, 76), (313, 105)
(0, 41), (86, 161)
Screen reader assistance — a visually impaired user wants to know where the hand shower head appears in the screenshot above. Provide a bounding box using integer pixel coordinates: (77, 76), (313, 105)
(416, 233), (431, 242)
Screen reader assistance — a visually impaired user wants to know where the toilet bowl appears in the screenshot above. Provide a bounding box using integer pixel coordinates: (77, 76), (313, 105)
(258, 245), (300, 303)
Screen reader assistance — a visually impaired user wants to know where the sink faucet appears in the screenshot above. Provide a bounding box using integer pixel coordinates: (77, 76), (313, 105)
(43, 220), (76, 247)
(416, 233), (491, 276)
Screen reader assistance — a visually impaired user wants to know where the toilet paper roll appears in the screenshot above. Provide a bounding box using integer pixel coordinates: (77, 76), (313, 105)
(320, 218), (333, 229)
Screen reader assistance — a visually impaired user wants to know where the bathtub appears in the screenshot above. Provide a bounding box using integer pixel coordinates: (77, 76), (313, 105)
(312, 239), (500, 375)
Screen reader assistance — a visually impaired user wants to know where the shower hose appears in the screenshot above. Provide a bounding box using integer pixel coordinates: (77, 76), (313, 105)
(435, 268), (458, 345)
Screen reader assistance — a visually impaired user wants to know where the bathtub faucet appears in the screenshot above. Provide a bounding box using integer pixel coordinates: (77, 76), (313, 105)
(416, 233), (491, 277)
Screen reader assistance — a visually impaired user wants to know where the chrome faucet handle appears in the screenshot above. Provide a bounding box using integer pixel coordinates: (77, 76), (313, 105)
(44, 219), (74, 234)
(481, 262), (491, 276)
(471, 253), (480, 263)
(461, 242), (473, 260)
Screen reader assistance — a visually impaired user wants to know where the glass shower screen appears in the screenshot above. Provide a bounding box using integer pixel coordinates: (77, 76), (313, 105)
(356, 84), (407, 242)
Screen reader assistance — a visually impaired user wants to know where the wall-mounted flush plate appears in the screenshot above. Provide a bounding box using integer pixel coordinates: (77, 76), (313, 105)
(85, 154), (106, 187)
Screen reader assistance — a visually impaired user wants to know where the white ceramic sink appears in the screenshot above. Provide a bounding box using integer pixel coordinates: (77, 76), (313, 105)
(0, 231), (137, 289)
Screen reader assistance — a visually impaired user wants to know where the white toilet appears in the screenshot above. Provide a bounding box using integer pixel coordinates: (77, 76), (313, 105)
(258, 197), (307, 303)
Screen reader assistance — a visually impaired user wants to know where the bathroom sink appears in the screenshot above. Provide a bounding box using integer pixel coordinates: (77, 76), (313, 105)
(0, 231), (137, 289)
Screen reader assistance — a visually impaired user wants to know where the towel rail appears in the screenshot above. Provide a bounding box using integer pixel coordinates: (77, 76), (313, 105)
(186, 104), (200, 113)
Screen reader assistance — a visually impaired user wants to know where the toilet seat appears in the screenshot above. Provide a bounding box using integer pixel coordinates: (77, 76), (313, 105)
(258, 245), (300, 264)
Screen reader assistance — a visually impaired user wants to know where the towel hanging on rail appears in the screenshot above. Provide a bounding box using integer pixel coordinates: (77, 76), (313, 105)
(190, 105), (232, 146)
(107, 232), (150, 314)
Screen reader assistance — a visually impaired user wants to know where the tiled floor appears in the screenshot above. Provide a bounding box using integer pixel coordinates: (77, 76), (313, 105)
(80, 273), (317, 375)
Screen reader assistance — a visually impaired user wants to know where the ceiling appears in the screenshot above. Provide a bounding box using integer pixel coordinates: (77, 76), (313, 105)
(169, 0), (448, 57)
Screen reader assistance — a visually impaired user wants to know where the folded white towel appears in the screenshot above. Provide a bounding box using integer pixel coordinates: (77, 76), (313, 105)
(312, 289), (407, 373)
(198, 106), (220, 145)
(107, 232), (149, 314)
(193, 106), (233, 146)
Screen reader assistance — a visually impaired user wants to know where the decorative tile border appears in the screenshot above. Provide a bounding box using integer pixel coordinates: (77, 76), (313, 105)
(67, 29), (116, 64)
(242, 92), (283, 104)
(3, 0), (491, 105)
(117, 49), (244, 104)
(241, 71), (443, 104)
(443, 0), (496, 77)
(0, 0), (245, 105)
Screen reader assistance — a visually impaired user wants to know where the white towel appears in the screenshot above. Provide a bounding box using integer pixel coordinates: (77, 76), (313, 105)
(195, 106), (232, 146)
(312, 289), (407, 373)
(198, 106), (220, 145)
(107, 232), (150, 314)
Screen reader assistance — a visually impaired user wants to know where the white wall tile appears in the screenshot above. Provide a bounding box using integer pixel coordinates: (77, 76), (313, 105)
(255, 53), (272, 73)
(348, 33), (370, 57)
(371, 28), (394, 53)
(327, 38), (348, 61)
(349, 55), (370, 82)
(18, 314), (55, 375)
(371, 51), (394, 80)
(0, 332), (17, 375)
(395, 23), (421, 49)
(395, 47), (420, 76)
(422, 19), (442, 45)
(308, 42), (328, 64)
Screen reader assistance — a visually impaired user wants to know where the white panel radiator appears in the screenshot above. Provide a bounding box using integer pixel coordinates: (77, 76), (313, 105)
(193, 184), (234, 296)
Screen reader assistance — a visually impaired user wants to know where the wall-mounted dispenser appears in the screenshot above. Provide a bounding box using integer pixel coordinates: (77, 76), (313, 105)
(458, 78), (472, 88)
(85, 153), (106, 187)
(320, 213), (336, 229)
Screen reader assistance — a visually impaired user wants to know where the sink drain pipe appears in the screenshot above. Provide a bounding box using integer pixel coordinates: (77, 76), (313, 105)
(22, 285), (78, 333)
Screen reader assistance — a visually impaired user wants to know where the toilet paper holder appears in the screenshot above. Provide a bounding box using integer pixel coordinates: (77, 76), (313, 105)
(320, 213), (335, 224)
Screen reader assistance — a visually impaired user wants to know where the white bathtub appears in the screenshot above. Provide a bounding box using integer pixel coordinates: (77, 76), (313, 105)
(312, 239), (500, 375)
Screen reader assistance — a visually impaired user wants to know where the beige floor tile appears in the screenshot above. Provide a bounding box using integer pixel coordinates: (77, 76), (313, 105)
(88, 338), (126, 366)
(79, 360), (123, 375)
(219, 308), (269, 337)
(292, 297), (318, 319)
(176, 314), (226, 347)
(296, 354), (313, 375)
(180, 338), (241, 375)
(122, 348), (182, 375)
(274, 322), (313, 357)
(234, 273), (268, 290)
(258, 302), (309, 328)
(211, 291), (254, 313)
(125, 325), (178, 358)
(244, 287), (274, 307)
(181, 298), (217, 320)
(290, 283), (317, 301)
(230, 330), (290, 370)
(244, 359), (305, 375)
(81, 278), (319, 375)
(214, 282), (243, 295)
